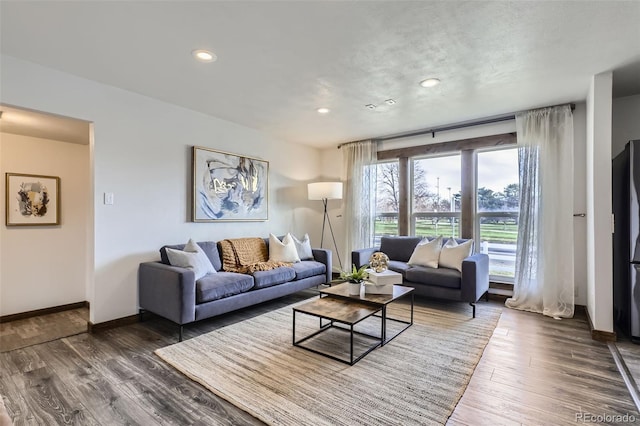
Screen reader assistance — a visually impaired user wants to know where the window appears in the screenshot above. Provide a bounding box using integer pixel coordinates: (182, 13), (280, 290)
(411, 155), (461, 239)
(374, 161), (399, 245)
(476, 148), (519, 282)
(371, 133), (519, 283)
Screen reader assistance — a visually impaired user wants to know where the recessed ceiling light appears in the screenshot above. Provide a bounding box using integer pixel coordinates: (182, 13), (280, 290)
(419, 78), (441, 88)
(384, 99), (396, 105)
(317, 107), (330, 114)
(365, 104), (377, 110)
(192, 49), (217, 63)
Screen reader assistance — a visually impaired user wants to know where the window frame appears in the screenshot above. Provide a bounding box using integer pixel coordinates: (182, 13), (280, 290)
(373, 133), (519, 283)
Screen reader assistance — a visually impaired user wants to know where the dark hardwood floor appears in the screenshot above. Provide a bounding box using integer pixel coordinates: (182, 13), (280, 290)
(1, 291), (639, 425)
(0, 307), (88, 353)
(449, 307), (640, 425)
(617, 338), (640, 387)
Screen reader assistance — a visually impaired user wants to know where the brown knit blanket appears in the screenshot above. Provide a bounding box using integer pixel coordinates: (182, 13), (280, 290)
(220, 238), (291, 274)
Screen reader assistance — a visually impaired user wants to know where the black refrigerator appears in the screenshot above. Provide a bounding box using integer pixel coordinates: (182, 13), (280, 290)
(613, 139), (640, 342)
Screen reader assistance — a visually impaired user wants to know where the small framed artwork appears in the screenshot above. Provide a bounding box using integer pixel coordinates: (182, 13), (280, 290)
(192, 146), (269, 222)
(5, 173), (61, 226)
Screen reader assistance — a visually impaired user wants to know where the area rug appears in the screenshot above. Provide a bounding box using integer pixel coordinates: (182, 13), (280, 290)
(155, 298), (502, 426)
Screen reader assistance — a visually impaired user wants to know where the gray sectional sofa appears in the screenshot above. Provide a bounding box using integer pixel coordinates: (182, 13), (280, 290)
(139, 239), (331, 340)
(352, 236), (489, 317)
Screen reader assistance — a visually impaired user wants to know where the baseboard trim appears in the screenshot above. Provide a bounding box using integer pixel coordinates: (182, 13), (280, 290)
(489, 282), (513, 291)
(0, 301), (89, 323)
(592, 329), (617, 342)
(488, 289), (512, 298)
(583, 305), (617, 342)
(486, 291), (509, 301)
(88, 314), (139, 333)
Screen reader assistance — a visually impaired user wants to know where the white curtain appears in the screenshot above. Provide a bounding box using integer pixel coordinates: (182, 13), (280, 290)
(342, 140), (377, 271)
(505, 105), (575, 318)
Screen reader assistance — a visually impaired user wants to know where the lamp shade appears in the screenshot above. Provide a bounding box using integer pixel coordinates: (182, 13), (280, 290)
(308, 182), (343, 200)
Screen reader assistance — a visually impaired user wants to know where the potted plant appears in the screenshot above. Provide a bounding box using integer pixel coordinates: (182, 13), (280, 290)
(340, 264), (369, 295)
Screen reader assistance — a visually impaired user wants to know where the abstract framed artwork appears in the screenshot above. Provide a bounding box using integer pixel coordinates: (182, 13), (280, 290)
(192, 146), (269, 222)
(5, 173), (61, 226)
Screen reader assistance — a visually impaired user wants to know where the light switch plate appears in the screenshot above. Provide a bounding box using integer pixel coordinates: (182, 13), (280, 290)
(104, 192), (114, 205)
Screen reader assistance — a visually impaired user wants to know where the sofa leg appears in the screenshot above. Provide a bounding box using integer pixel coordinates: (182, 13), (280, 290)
(138, 309), (146, 322)
(470, 302), (476, 318)
(178, 325), (184, 342)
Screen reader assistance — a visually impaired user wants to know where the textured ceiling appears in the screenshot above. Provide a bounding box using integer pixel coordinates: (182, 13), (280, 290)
(1, 1), (639, 149)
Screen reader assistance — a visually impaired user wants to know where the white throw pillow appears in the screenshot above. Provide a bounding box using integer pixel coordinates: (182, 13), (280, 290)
(408, 236), (443, 268)
(269, 233), (301, 263)
(184, 239), (216, 273)
(166, 239), (216, 280)
(292, 233), (314, 260)
(438, 239), (473, 272)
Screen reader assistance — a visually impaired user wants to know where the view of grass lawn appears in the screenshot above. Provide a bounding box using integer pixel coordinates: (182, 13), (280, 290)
(375, 219), (517, 244)
(477, 223), (518, 244)
(375, 220), (398, 236)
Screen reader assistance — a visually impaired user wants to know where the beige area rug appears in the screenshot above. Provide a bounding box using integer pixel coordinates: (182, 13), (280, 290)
(155, 298), (502, 426)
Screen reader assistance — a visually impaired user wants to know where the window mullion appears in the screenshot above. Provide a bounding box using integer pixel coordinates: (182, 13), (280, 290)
(398, 157), (410, 235)
(460, 150), (477, 240)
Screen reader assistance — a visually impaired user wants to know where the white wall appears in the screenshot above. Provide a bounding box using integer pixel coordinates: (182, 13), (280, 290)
(322, 106), (590, 305)
(573, 103), (588, 306)
(0, 55), (322, 324)
(0, 133), (90, 315)
(586, 72), (614, 333)
(612, 94), (640, 158)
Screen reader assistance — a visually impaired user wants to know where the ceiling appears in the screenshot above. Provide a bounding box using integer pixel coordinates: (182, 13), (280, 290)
(1, 1), (639, 149)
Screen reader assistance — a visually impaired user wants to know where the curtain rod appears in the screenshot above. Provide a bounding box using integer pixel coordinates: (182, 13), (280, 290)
(337, 103), (575, 149)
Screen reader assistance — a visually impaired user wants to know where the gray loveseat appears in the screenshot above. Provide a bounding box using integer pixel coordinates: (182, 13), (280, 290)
(139, 239), (331, 340)
(352, 236), (489, 317)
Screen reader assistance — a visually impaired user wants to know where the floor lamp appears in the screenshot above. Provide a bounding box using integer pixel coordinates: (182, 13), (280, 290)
(308, 182), (343, 271)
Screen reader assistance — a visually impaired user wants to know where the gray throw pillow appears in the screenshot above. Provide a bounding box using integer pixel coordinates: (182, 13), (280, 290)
(292, 233), (314, 260)
(166, 238), (216, 279)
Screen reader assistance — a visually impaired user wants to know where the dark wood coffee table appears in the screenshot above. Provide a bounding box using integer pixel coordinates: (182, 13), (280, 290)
(320, 282), (414, 345)
(292, 283), (414, 365)
(293, 297), (383, 365)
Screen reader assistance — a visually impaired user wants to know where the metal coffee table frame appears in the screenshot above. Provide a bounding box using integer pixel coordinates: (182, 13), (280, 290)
(292, 283), (414, 365)
(293, 298), (384, 365)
